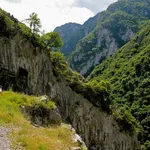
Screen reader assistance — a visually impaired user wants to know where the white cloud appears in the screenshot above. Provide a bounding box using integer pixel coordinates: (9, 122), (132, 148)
(73, 0), (117, 14)
(0, 0), (117, 32)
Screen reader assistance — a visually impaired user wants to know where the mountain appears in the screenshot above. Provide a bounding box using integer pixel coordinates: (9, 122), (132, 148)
(0, 8), (141, 150)
(88, 21), (150, 149)
(54, 13), (100, 56)
(54, 23), (82, 56)
(69, 0), (150, 76)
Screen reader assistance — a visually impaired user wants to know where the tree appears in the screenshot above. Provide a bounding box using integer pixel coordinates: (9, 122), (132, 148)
(41, 32), (63, 50)
(23, 12), (41, 34)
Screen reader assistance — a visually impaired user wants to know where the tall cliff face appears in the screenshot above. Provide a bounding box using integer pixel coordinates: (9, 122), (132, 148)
(54, 13), (100, 57)
(0, 29), (141, 150)
(69, 0), (150, 76)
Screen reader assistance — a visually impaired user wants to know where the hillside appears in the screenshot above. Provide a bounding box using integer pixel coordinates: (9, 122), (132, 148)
(69, 0), (150, 76)
(0, 8), (141, 150)
(54, 13), (100, 57)
(88, 21), (150, 149)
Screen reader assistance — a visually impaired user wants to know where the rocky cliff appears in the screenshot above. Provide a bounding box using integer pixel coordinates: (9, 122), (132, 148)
(0, 16), (141, 150)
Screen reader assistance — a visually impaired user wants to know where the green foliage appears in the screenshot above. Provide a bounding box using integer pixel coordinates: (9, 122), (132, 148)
(50, 51), (83, 82)
(41, 32), (63, 50)
(111, 105), (140, 133)
(18, 22), (32, 38)
(88, 21), (150, 146)
(69, 0), (150, 76)
(144, 141), (150, 150)
(39, 144), (48, 150)
(31, 96), (56, 110)
(0, 8), (17, 36)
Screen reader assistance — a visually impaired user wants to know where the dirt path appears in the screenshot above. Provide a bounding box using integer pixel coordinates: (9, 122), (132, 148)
(0, 126), (12, 150)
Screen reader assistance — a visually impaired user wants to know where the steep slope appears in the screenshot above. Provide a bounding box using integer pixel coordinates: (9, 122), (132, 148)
(0, 8), (141, 149)
(54, 13), (100, 56)
(88, 21), (150, 149)
(69, 0), (150, 76)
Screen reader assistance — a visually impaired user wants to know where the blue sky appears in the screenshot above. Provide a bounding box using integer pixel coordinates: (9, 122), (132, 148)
(0, 0), (117, 32)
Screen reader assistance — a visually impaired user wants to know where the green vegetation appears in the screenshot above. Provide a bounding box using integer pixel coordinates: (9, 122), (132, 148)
(0, 91), (79, 150)
(88, 21), (150, 148)
(69, 0), (150, 76)
(41, 32), (63, 50)
(0, 8), (17, 36)
(18, 22), (32, 38)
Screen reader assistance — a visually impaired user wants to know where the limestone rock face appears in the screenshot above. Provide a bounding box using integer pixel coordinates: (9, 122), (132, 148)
(0, 33), (141, 150)
(69, 26), (135, 76)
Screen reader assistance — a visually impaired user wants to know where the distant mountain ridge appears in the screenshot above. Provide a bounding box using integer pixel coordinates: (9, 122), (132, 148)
(54, 13), (100, 56)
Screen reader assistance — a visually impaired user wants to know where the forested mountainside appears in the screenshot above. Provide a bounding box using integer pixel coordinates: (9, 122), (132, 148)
(0, 8), (141, 150)
(69, 0), (150, 76)
(88, 21), (150, 149)
(54, 13), (100, 56)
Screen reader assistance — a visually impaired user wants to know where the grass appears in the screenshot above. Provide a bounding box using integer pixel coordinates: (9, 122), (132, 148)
(0, 91), (79, 150)
(11, 124), (76, 150)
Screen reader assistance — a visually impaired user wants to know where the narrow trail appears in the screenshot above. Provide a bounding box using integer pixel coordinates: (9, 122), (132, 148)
(0, 126), (12, 150)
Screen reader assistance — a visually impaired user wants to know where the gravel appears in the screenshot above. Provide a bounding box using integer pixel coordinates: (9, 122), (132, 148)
(0, 126), (12, 150)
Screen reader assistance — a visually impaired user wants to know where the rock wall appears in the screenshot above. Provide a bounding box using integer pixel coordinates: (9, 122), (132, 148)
(0, 33), (141, 150)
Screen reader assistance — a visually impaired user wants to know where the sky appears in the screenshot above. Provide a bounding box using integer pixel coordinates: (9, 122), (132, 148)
(0, 0), (117, 32)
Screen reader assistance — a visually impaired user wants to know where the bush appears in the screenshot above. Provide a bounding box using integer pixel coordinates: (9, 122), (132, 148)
(18, 22), (32, 38)
(0, 8), (17, 36)
(111, 105), (141, 133)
